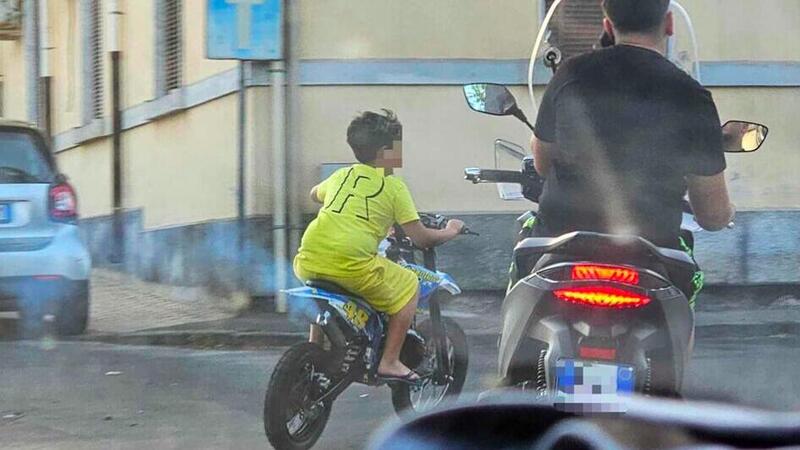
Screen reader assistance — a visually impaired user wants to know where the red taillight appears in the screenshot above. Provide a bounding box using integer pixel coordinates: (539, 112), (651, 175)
(571, 264), (639, 285)
(50, 183), (78, 222)
(579, 346), (617, 360)
(554, 286), (651, 309)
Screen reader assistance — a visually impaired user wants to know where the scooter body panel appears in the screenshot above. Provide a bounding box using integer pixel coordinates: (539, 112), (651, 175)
(498, 261), (695, 395)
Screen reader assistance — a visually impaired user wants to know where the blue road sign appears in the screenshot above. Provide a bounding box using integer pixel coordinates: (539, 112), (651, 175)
(206, 0), (283, 60)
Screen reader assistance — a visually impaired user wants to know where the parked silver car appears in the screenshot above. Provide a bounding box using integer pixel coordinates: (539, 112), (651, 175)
(0, 120), (91, 336)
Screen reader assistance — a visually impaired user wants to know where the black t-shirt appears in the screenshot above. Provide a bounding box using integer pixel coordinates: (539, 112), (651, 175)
(534, 44), (726, 248)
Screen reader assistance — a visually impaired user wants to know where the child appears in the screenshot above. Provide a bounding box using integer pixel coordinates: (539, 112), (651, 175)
(294, 109), (463, 382)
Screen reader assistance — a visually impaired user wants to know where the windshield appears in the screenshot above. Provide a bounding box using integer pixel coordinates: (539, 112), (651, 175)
(0, 130), (53, 183)
(0, 1), (796, 449)
(530, 0), (700, 111)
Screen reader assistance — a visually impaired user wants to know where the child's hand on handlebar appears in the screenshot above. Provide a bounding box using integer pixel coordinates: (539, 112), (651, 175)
(445, 219), (465, 237)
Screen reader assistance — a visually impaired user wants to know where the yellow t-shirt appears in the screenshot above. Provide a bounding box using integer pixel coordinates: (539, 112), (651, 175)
(295, 164), (420, 277)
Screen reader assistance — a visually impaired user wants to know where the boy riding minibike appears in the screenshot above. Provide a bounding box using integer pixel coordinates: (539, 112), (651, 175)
(264, 109), (471, 450)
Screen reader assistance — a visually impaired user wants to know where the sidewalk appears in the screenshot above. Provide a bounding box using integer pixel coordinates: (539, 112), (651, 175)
(88, 269), (240, 334)
(82, 269), (800, 349)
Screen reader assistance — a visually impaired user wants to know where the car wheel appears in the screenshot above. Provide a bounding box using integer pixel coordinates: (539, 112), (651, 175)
(56, 281), (89, 336)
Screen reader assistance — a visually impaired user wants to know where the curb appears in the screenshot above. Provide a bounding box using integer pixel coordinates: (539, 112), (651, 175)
(695, 322), (800, 340)
(76, 331), (307, 349)
(75, 321), (800, 350)
(77, 330), (500, 349)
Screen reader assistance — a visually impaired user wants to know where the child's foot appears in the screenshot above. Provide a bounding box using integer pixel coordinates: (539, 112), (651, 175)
(377, 370), (423, 385)
(377, 361), (420, 382)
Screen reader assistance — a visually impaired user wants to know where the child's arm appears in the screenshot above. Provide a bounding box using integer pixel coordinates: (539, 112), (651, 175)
(310, 184), (324, 204)
(401, 219), (464, 249)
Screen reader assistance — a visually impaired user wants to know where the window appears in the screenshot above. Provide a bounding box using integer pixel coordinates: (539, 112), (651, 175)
(82, 0), (103, 123)
(156, 0), (182, 96)
(543, 0), (605, 60)
(0, 131), (54, 183)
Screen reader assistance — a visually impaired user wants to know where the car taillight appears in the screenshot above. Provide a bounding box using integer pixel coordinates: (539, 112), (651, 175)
(50, 183), (78, 223)
(554, 286), (651, 309)
(571, 264), (639, 285)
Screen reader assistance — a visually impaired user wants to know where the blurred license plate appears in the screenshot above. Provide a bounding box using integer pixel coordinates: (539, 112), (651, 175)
(0, 203), (10, 224)
(555, 359), (634, 412)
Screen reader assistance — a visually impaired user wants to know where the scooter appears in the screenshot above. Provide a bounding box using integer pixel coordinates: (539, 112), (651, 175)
(461, 82), (768, 408)
(455, 0), (769, 409)
(263, 213), (472, 450)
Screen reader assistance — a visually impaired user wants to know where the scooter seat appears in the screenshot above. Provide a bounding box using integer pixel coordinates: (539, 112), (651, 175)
(514, 231), (696, 274)
(306, 279), (358, 297)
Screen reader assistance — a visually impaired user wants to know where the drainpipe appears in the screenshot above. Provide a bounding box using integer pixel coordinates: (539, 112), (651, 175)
(24, 0), (40, 125)
(108, 0), (124, 263)
(271, 59), (287, 312)
(38, 0), (51, 138)
(286, 0), (302, 282)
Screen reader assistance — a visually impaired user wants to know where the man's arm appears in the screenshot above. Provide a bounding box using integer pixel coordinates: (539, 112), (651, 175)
(400, 219), (463, 249)
(531, 135), (555, 177)
(681, 85), (731, 231)
(687, 173), (735, 231)
(531, 60), (568, 178)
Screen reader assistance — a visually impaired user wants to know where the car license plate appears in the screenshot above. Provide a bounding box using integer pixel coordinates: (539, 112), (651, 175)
(555, 359), (635, 413)
(0, 203), (11, 224)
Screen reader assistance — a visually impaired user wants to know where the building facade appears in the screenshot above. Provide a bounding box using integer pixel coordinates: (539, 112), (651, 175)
(0, 0), (798, 294)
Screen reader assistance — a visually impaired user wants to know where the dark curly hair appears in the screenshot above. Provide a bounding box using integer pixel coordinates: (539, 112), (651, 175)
(602, 0), (670, 33)
(346, 109), (402, 164)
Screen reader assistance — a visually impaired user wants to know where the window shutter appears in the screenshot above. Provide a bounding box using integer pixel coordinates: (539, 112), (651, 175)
(157, 0), (182, 96)
(81, 0), (103, 124)
(89, 0), (103, 120)
(544, 0), (605, 60)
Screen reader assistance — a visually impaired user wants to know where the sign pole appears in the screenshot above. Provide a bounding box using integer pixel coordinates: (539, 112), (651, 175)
(206, 0), (284, 304)
(237, 60), (247, 289)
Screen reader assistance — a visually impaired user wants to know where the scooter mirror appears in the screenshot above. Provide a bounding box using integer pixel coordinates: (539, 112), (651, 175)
(721, 120), (769, 153)
(463, 83), (519, 116)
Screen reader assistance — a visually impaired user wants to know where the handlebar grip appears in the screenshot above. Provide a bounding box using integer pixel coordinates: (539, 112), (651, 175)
(474, 170), (527, 184)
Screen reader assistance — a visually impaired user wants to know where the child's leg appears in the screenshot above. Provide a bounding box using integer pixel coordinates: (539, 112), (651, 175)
(293, 257), (326, 345)
(378, 289), (420, 378)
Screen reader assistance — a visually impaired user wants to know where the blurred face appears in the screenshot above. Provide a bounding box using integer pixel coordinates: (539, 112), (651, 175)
(375, 139), (403, 169)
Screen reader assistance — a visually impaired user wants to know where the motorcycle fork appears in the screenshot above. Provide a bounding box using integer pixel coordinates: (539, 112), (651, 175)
(429, 293), (451, 384)
(422, 247), (451, 384)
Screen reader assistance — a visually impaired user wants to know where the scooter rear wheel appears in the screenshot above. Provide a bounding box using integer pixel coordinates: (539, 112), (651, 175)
(391, 317), (469, 414)
(264, 342), (332, 450)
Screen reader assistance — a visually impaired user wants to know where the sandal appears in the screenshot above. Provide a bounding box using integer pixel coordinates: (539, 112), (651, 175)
(377, 369), (425, 385)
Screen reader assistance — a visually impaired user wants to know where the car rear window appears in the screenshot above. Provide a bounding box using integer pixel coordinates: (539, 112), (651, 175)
(0, 130), (54, 183)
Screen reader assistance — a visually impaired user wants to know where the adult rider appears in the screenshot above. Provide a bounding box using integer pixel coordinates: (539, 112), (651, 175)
(525, 0), (735, 305)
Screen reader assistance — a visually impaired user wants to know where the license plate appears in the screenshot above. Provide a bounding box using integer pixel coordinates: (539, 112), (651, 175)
(555, 359), (635, 413)
(0, 203), (10, 224)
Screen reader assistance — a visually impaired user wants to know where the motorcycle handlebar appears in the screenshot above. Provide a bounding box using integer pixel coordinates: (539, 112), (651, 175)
(418, 213), (478, 236)
(465, 168), (527, 185)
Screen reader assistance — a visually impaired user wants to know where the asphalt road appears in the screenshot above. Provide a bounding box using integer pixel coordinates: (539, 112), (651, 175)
(3, 330), (800, 450)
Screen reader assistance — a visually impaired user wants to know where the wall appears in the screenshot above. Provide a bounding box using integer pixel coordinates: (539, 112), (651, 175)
(0, 0), (796, 293)
(298, 0), (539, 59)
(0, 35), (26, 119)
(123, 94), (239, 229)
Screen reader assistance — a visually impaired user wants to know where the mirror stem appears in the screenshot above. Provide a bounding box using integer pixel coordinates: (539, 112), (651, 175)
(511, 107), (535, 132)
